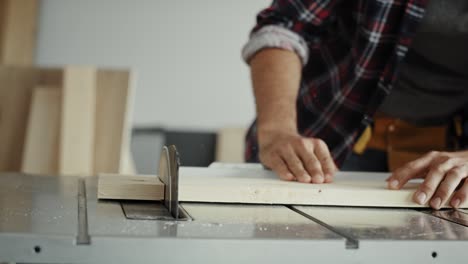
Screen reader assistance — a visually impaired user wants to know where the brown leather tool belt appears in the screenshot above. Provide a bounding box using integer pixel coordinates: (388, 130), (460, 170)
(357, 112), (450, 171)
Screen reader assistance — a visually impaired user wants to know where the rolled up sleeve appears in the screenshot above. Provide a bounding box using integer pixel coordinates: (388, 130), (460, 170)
(242, 25), (310, 65)
(242, 0), (342, 65)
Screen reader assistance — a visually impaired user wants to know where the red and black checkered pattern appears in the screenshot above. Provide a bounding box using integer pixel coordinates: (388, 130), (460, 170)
(245, 0), (430, 166)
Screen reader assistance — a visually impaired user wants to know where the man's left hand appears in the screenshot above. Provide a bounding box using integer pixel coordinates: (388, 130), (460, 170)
(387, 150), (468, 209)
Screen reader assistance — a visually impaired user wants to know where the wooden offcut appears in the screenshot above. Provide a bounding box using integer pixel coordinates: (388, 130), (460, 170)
(21, 86), (61, 174)
(97, 166), (467, 208)
(98, 174), (164, 201)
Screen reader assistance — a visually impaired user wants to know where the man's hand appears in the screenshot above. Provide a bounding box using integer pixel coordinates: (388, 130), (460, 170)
(387, 151), (468, 209)
(258, 130), (337, 183)
(248, 48), (337, 182)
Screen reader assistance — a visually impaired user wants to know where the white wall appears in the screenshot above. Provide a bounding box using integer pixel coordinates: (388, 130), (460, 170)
(36, 0), (269, 130)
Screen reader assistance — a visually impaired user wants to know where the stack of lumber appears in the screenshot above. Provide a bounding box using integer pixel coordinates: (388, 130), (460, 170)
(0, 66), (135, 176)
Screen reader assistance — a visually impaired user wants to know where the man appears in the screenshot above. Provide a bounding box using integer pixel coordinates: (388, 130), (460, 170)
(242, 0), (468, 210)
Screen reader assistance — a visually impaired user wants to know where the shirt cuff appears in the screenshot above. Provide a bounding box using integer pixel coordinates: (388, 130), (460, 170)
(242, 25), (309, 65)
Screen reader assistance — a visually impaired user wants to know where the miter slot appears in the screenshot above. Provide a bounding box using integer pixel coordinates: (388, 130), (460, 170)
(288, 206), (359, 249)
(425, 209), (468, 228)
(77, 178), (91, 245)
(293, 206), (468, 242)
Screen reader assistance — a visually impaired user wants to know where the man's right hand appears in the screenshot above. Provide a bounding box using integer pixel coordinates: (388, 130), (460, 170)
(249, 48), (336, 183)
(258, 130), (337, 184)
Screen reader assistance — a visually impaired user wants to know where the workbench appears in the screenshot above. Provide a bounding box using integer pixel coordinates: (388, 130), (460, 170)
(1, 172), (468, 263)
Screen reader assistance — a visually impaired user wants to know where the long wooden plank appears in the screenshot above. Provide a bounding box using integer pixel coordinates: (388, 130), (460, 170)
(97, 166), (468, 208)
(98, 174), (164, 201)
(94, 69), (134, 174)
(21, 86), (61, 174)
(59, 67), (96, 175)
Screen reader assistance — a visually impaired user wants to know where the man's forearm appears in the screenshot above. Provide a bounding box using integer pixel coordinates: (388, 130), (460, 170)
(249, 48), (302, 134)
(249, 48), (336, 183)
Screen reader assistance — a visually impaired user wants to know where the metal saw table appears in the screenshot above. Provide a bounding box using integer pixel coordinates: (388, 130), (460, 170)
(1, 172), (468, 263)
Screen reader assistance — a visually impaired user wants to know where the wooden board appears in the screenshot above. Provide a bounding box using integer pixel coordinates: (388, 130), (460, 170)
(97, 166), (468, 208)
(0, 0), (38, 65)
(21, 86), (61, 174)
(94, 69), (134, 174)
(0, 67), (37, 171)
(120, 146), (137, 175)
(0, 66), (61, 172)
(98, 173), (164, 201)
(59, 67), (96, 175)
(215, 127), (247, 163)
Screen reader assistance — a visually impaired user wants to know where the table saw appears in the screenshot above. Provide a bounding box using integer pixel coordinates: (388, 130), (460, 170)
(1, 147), (468, 263)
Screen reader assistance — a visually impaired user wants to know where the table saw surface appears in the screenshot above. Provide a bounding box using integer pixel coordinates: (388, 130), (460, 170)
(1, 172), (468, 263)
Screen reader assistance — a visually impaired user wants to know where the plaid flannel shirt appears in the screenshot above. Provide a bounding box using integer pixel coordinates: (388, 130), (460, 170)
(242, 0), (430, 166)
